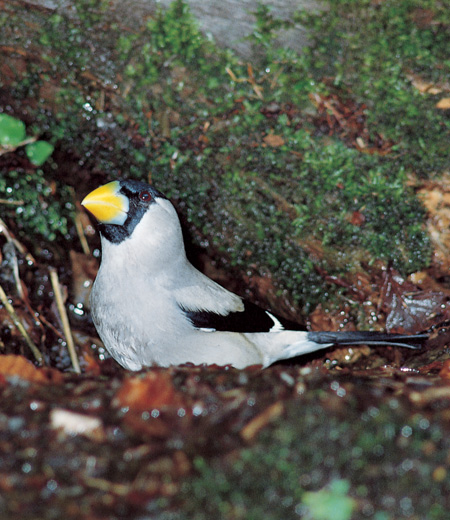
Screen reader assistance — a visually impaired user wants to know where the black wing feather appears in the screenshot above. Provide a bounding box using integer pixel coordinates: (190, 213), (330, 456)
(181, 300), (306, 333)
(181, 301), (427, 348)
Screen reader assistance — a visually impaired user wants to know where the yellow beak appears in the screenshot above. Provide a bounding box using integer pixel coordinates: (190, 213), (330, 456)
(81, 181), (129, 225)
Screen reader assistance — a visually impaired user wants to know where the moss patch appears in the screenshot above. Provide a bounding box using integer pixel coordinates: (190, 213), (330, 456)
(1, 0), (447, 311)
(168, 382), (450, 519)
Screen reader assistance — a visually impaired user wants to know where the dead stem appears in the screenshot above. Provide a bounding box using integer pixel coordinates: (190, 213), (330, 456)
(49, 268), (81, 374)
(0, 283), (44, 365)
(0, 218), (25, 299)
(74, 211), (91, 255)
(0, 199), (25, 205)
(70, 188), (91, 255)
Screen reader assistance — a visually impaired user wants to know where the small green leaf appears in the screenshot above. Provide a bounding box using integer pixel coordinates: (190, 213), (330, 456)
(25, 141), (54, 166)
(0, 114), (26, 147)
(302, 479), (356, 520)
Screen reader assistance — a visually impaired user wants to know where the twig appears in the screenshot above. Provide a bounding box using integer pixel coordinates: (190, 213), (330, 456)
(83, 476), (129, 495)
(226, 65), (264, 99)
(0, 136), (37, 156)
(250, 176), (298, 220)
(0, 283), (44, 365)
(49, 268), (81, 374)
(74, 211), (91, 255)
(0, 217), (13, 241)
(0, 219), (24, 299)
(70, 188), (90, 255)
(0, 217), (34, 260)
(0, 199), (25, 205)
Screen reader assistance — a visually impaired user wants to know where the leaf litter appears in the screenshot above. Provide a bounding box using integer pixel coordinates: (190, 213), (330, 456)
(1, 176), (450, 517)
(1, 62), (450, 520)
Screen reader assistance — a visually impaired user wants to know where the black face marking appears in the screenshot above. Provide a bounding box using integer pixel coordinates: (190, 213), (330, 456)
(99, 180), (167, 244)
(181, 300), (306, 333)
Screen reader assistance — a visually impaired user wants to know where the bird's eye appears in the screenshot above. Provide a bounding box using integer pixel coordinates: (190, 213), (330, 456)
(139, 190), (152, 202)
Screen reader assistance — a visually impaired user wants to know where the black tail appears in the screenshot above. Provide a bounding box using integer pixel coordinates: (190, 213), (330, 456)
(307, 331), (427, 350)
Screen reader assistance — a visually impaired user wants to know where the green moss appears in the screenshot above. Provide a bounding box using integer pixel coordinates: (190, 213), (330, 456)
(0, 170), (72, 242)
(118, 0), (205, 90)
(1, 0), (444, 309)
(296, 0), (450, 172)
(0, 114), (68, 242)
(163, 394), (450, 519)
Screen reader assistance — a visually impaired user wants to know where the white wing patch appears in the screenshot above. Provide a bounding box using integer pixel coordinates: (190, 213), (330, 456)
(266, 311), (285, 332)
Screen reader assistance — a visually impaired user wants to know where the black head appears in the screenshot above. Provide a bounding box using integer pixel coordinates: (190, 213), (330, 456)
(82, 179), (168, 244)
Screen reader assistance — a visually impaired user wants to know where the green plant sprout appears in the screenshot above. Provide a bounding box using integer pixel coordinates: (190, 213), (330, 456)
(0, 114), (54, 166)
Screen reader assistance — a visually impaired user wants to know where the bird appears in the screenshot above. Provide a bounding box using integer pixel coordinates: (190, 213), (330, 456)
(81, 179), (427, 370)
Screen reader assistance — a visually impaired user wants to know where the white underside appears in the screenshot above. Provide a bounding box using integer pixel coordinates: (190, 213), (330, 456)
(91, 263), (332, 369)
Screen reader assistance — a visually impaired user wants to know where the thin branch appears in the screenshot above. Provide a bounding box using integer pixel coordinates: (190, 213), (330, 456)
(0, 218), (24, 299)
(75, 210), (91, 256)
(0, 283), (44, 365)
(70, 188), (91, 255)
(49, 268), (81, 374)
(0, 199), (25, 206)
(0, 136), (37, 156)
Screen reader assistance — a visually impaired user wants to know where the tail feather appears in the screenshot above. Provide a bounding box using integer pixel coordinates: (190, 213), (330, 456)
(257, 330), (427, 368)
(307, 330), (427, 350)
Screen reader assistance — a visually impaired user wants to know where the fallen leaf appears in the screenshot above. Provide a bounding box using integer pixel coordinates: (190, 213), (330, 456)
(407, 72), (442, 95)
(417, 360), (445, 374)
(309, 303), (355, 333)
(113, 371), (185, 412)
(50, 408), (105, 441)
(432, 466), (447, 482)
(0, 354), (63, 384)
(439, 360), (450, 380)
(380, 269), (449, 333)
(326, 345), (371, 365)
(263, 134), (285, 147)
(121, 412), (171, 439)
(411, 8), (437, 28)
(436, 98), (450, 110)
(350, 210), (365, 226)
(81, 351), (102, 376)
(417, 177), (450, 276)
(409, 385), (450, 406)
(408, 270), (450, 295)
(240, 401), (284, 442)
(310, 92), (394, 153)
